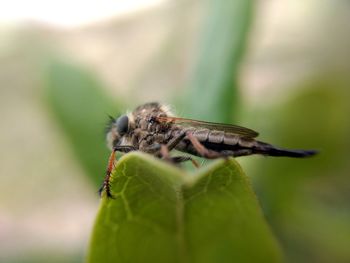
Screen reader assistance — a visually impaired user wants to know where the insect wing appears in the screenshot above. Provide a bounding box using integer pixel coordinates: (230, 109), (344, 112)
(157, 117), (259, 138)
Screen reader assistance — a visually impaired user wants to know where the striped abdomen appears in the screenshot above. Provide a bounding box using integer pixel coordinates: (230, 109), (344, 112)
(175, 128), (317, 158)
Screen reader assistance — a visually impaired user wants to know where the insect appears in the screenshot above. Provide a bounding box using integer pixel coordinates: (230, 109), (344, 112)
(100, 102), (317, 197)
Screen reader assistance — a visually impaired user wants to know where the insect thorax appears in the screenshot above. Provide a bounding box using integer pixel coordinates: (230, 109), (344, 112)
(131, 103), (175, 146)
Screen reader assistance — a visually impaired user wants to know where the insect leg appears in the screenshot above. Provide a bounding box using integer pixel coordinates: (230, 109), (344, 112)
(143, 143), (161, 154)
(144, 131), (187, 157)
(99, 149), (117, 198)
(171, 156), (200, 168)
(160, 143), (200, 168)
(99, 145), (136, 198)
(160, 144), (171, 162)
(161, 131), (188, 158)
(166, 131), (187, 151)
(186, 132), (223, 159)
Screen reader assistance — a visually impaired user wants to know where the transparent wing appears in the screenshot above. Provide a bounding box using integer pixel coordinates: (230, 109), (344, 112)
(157, 116), (259, 138)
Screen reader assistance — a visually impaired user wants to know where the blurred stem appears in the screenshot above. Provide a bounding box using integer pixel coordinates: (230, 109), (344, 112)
(184, 0), (255, 123)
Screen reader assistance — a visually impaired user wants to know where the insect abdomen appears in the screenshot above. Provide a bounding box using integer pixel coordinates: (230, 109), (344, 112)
(182, 129), (317, 158)
(192, 129), (237, 144)
(188, 129), (251, 152)
(253, 143), (318, 157)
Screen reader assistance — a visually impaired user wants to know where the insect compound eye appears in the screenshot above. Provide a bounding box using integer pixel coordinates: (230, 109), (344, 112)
(116, 115), (129, 136)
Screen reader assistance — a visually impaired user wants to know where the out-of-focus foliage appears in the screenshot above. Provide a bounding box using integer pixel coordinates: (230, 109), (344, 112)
(2, 1), (350, 263)
(88, 152), (283, 263)
(242, 79), (350, 263)
(46, 60), (123, 185)
(183, 0), (255, 123)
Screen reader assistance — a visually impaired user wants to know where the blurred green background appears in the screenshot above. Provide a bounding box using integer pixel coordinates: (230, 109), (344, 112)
(1, 0), (350, 262)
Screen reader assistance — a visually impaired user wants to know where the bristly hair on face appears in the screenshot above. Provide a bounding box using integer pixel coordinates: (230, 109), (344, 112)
(105, 115), (116, 135)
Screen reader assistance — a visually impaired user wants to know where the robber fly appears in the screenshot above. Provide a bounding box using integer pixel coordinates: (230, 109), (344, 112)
(100, 102), (317, 197)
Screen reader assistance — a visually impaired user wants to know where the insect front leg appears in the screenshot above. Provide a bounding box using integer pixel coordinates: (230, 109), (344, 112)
(99, 145), (136, 198)
(99, 149), (117, 198)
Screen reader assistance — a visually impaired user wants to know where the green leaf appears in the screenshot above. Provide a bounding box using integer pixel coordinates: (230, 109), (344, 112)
(184, 0), (255, 122)
(45, 60), (122, 186)
(87, 152), (282, 263)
